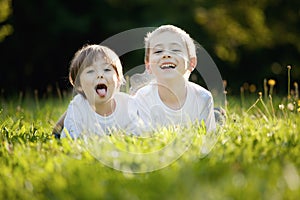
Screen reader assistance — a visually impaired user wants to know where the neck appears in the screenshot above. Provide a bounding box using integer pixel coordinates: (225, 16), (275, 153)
(156, 78), (187, 110)
(94, 99), (116, 116)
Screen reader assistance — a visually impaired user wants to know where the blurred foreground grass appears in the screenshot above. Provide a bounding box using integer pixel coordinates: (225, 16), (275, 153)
(0, 92), (300, 200)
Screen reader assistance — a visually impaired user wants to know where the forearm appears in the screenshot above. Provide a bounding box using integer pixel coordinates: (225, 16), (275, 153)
(52, 111), (67, 138)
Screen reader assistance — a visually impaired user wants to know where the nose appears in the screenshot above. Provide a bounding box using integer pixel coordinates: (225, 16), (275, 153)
(162, 49), (172, 58)
(97, 72), (104, 79)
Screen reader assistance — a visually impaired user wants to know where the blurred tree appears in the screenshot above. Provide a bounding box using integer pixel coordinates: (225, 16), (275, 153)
(195, 0), (272, 63)
(193, 0), (300, 92)
(0, 0), (299, 96)
(0, 0), (13, 42)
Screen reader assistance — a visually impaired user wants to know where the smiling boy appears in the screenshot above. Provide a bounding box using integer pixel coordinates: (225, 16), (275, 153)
(133, 25), (216, 132)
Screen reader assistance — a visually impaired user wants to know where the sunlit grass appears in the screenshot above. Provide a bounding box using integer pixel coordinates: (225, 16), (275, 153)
(0, 68), (300, 199)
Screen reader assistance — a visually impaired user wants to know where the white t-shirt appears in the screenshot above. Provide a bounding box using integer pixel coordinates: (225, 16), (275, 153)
(133, 81), (216, 132)
(61, 92), (142, 139)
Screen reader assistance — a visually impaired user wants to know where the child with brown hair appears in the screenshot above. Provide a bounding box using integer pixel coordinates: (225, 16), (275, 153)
(60, 44), (141, 139)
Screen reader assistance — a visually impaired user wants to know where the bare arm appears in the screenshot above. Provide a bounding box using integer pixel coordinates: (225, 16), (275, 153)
(52, 111), (67, 138)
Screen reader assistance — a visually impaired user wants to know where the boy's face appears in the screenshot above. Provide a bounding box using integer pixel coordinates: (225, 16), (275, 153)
(78, 55), (119, 106)
(146, 31), (194, 82)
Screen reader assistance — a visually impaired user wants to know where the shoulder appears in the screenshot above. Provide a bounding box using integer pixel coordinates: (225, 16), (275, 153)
(187, 81), (213, 101)
(134, 83), (155, 97)
(115, 91), (130, 98)
(114, 92), (133, 107)
(114, 92), (131, 101)
(66, 94), (93, 117)
(68, 94), (88, 106)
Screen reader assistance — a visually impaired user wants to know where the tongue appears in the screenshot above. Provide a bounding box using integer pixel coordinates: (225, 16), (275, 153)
(97, 88), (107, 97)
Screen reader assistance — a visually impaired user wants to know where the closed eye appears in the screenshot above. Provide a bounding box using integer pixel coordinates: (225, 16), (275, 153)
(104, 68), (112, 72)
(154, 50), (163, 54)
(172, 49), (181, 52)
(86, 69), (95, 74)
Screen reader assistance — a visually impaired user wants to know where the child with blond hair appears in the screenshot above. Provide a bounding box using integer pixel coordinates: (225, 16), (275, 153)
(133, 25), (217, 132)
(61, 44), (141, 139)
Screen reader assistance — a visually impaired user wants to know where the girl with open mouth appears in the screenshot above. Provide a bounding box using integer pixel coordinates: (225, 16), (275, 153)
(61, 44), (142, 139)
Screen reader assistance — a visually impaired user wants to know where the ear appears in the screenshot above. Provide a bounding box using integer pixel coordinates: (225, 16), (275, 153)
(188, 57), (197, 72)
(145, 60), (152, 74)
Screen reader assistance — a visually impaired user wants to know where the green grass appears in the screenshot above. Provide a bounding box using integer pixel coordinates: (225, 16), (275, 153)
(0, 92), (300, 200)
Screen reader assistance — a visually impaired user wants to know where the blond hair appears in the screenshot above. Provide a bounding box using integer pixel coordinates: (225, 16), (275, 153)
(69, 44), (124, 94)
(144, 25), (197, 63)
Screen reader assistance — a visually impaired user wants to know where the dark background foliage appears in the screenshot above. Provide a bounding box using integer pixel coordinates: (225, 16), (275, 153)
(0, 0), (299, 96)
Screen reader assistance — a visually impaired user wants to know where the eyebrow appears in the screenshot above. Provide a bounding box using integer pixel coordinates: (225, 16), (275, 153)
(152, 42), (183, 49)
(85, 62), (112, 69)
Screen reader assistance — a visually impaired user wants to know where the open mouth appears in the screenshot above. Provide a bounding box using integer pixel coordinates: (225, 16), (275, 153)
(95, 84), (107, 97)
(160, 63), (176, 69)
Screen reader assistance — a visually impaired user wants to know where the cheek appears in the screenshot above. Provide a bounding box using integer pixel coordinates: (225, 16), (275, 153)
(149, 54), (159, 62)
(79, 75), (91, 87)
(108, 74), (119, 85)
(79, 75), (85, 87)
(79, 75), (95, 92)
(179, 53), (188, 61)
(147, 56), (159, 70)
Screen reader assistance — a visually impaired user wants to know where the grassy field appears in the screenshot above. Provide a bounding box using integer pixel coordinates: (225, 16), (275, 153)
(0, 89), (300, 200)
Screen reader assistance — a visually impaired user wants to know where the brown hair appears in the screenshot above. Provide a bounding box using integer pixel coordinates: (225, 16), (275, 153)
(69, 44), (124, 94)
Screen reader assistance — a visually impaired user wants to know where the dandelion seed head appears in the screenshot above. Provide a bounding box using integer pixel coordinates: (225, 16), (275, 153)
(279, 104), (285, 110)
(287, 65), (292, 70)
(287, 103), (294, 111)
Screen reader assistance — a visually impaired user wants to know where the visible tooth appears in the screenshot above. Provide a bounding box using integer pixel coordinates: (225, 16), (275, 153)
(161, 64), (175, 68)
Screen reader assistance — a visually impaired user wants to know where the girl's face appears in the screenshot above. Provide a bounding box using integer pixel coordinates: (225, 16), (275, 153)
(146, 31), (194, 82)
(79, 55), (119, 106)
